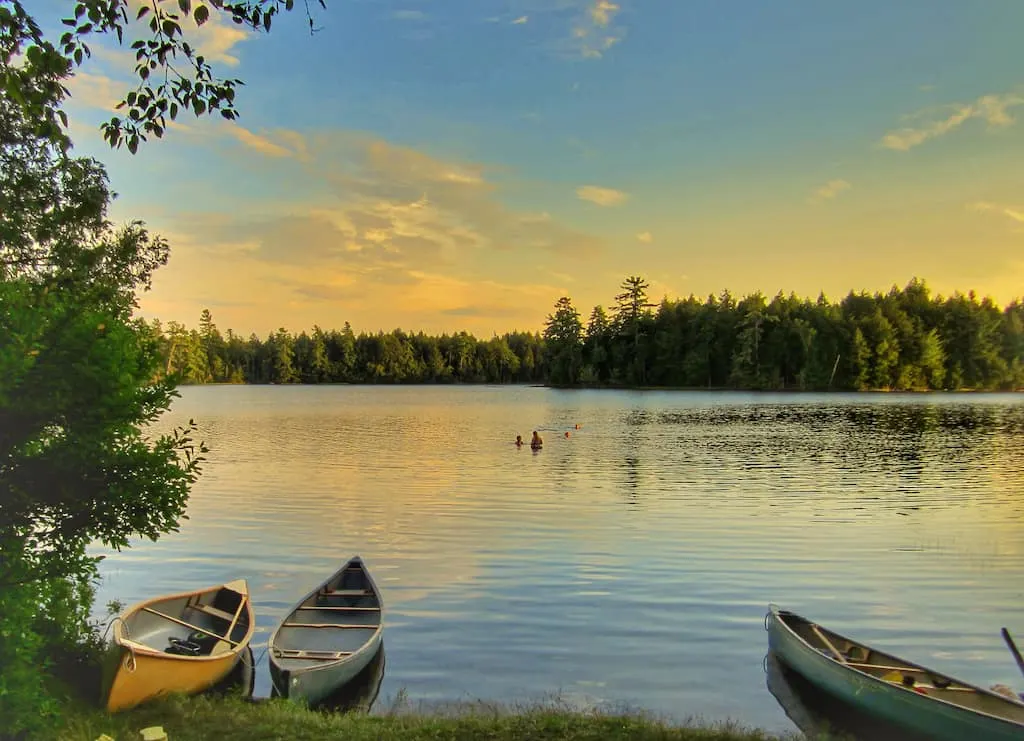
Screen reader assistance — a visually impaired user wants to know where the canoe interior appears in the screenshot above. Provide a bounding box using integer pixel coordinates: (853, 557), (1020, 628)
(777, 610), (1024, 725)
(122, 584), (251, 658)
(272, 559), (382, 672)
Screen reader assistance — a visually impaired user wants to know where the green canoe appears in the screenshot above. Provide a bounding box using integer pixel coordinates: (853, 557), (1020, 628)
(765, 605), (1024, 741)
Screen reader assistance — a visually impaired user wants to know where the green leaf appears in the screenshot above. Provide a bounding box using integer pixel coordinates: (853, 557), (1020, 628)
(178, 0), (191, 13)
(137, 5), (149, 19)
(193, 5), (209, 26)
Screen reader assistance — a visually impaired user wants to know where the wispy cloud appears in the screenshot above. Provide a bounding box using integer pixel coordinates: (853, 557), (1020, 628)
(224, 125), (302, 159)
(569, 0), (624, 59)
(178, 127), (606, 278)
(808, 179), (851, 204)
(880, 91), (1024, 151)
(512, 15), (529, 24)
(636, 231), (653, 243)
(64, 71), (123, 112)
(576, 185), (629, 207)
(968, 201), (1024, 225)
(118, 0), (250, 65)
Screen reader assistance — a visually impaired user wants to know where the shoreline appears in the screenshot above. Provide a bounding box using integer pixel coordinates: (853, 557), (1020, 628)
(53, 693), (802, 741)
(172, 381), (1023, 393)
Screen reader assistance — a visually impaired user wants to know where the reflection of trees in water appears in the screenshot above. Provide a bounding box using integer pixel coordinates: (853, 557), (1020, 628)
(603, 399), (1023, 513)
(765, 651), (931, 741)
(620, 409), (651, 507)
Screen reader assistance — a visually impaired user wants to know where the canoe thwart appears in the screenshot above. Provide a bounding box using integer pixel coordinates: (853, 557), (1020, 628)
(281, 622), (375, 629)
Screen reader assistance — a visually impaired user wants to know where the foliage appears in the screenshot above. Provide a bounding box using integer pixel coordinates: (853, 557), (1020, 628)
(51, 693), (800, 741)
(544, 296), (584, 386)
(156, 313), (549, 385)
(0, 0), (326, 153)
(159, 278), (1023, 391)
(0, 35), (205, 735)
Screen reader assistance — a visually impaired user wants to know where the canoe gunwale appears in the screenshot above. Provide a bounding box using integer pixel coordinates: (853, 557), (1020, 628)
(767, 604), (1024, 731)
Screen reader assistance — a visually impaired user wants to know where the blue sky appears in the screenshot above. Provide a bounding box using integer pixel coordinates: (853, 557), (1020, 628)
(48, 0), (1024, 335)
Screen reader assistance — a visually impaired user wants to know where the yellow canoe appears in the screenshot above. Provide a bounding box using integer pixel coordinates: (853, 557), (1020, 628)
(104, 579), (255, 713)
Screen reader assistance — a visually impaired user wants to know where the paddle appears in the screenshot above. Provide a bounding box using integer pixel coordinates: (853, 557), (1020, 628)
(1001, 627), (1024, 680)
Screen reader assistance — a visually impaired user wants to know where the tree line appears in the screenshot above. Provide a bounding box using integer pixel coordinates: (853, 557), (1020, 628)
(157, 276), (1023, 391)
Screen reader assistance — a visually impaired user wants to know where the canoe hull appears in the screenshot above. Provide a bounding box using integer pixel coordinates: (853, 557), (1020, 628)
(766, 606), (1024, 741)
(105, 644), (243, 713)
(270, 631), (383, 706)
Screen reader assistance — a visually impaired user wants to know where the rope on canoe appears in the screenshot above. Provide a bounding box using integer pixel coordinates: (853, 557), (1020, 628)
(100, 616), (138, 673)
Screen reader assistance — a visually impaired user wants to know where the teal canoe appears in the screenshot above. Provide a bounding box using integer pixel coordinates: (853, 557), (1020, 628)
(765, 605), (1024, 741)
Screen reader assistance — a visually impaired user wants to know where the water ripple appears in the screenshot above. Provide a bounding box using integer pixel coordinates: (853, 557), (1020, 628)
(91, 387), (1024, 734)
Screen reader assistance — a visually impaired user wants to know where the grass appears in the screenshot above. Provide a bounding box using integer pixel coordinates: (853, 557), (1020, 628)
(50, 693), (804, 741)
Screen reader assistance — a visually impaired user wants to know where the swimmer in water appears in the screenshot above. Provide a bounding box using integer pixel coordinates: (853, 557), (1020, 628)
(531, 431), (543, 450)
(515, 434), (524, 447)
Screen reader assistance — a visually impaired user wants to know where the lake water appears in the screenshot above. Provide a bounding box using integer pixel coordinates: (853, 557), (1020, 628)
(91, 386), (1024, 735)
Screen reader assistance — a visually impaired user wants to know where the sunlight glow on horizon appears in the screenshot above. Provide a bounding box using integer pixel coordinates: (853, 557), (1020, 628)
(48, 0), (1024, 337)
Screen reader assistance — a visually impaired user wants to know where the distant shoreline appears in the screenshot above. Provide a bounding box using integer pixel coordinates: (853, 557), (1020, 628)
(172, 381), (1023, 393)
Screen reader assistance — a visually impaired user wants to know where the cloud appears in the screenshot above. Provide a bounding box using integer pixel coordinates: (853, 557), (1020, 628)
(512, 15), (529, 24)
(968, 201), (1024, 226)
(880, 91), (1024, 151)
(224, 125), (299, 159)
(572, 0), (623, 58)
(64, 71), (123, 112)
(636, 231), (653, 243)
(589, 0), (620, 26)
(117, 0), (251, 65)
(167, 128), (605, 277)
(576, 185), (629, 207)
(808, 179), (852, 204)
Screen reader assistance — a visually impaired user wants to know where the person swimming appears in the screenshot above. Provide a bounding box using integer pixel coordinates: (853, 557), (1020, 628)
(515, 434), (524, 447)
(530, 431), (543, 450)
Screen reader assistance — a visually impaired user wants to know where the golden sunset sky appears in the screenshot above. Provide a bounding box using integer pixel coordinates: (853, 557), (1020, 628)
(46, 0), (1024, 337)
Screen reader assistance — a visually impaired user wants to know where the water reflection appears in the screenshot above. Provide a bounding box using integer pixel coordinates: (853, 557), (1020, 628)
(91, 387), (1024, 733)
(270, 644), (386, 713)
(765, 651), (932, 741)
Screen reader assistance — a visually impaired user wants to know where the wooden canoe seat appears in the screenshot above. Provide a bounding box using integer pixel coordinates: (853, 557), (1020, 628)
(189, 603), (235, 622)
(275, 648), (352, 660)
(281, 622), (374, 629)
(297, 606), (381, 612)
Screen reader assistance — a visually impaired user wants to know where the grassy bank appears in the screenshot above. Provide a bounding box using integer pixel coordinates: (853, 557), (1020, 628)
(51, 694), (803, 741)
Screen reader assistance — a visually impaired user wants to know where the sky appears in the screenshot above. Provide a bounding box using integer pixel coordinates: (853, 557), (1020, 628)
(43, 0), (1024, 337)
